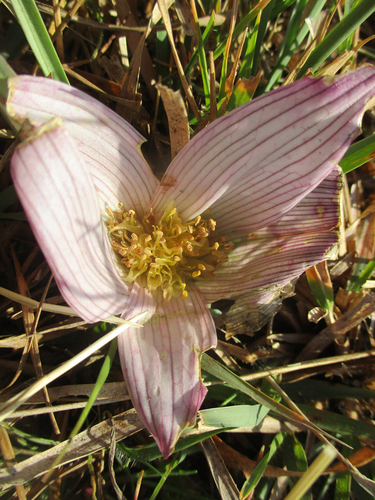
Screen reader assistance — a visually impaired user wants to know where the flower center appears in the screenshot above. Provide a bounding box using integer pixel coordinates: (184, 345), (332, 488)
(106, 201), (233, 300)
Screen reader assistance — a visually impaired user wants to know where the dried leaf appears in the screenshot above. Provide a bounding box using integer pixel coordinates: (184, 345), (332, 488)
(156, 83), (189, 158)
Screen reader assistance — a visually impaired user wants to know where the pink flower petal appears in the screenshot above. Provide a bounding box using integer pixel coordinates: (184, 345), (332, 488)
(252, 166), (342, 237)
(118, 282), (216, 458)
(197, 170), (341, 303)
(149, 68), (375, 234)
(7, 75), (158, 216)
(11, 119), (129, 322)
(199, 232), (338, 303)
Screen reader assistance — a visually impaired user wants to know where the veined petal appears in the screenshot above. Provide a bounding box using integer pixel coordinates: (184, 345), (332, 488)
(197, 171), (341, 303)
(150, 67), (375, 231)
(118, 282), (216, 458)
(11, 118), (129, 322)
(252, 167), (342, 237)
(7, 75), (158, 216)
(198, 232), (338, 303)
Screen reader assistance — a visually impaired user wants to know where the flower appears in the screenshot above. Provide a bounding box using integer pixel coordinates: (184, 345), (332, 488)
(7, 67), (375, 457)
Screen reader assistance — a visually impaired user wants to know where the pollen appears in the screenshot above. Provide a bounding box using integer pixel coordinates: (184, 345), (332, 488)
(107, 201), (232, 300)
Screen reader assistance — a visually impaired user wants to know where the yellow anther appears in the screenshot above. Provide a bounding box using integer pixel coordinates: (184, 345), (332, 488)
(106, 207), (114, 217)
(108, 204), (231, 300)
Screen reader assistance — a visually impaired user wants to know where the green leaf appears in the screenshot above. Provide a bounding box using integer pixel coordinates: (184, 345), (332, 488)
(226, 75), (261, 112)
(10, 0), (68, 83)
(339, 134), (375, 174)
(200, 405), (269, 428)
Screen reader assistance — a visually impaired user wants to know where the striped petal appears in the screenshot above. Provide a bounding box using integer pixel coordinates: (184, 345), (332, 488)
(11, 118), (129, 322)
(7, 75), (158, 216)
(149, 67), (375, 236)
(118, 282), (216, 458)
(197, 170), (341, 303)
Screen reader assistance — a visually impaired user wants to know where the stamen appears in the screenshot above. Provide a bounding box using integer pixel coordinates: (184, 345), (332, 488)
(107, 204), (232, 300)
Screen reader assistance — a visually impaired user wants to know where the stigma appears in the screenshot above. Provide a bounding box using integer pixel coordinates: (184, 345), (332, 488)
(106, 201), (232, 300)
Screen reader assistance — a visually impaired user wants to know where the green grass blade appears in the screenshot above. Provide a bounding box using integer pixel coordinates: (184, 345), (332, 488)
(117, 428), (226, 462)
(184, 13), (215, 81)
(251, 0), (275, 76)
(347, 256), (375, 292)
(297, 0), (375, 77)
(202, 354), (316, 429)
(284, 434), (311, 500)
(264, 0), (326, 92)
(305, 264), (334, 316)
(240, 433), (285, 497)
(0, 54), (16, 83)
(0, 55), (20, 130)
(149, 455), (182, 500)
(297, 403), (375, 440)
(200, 404), (269, 428)
(271, 0), (297, 18)
(213, 0), (273, 60)
(69, 337), (118, 438)
(10, 0), (68, 83)
(238, 14), (259, 79)
(339, 134), (375, 174)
